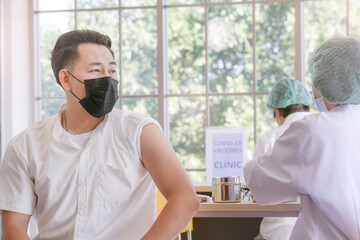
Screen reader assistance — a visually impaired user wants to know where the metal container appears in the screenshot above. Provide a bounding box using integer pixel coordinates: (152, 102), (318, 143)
(212, 176), (241, 203)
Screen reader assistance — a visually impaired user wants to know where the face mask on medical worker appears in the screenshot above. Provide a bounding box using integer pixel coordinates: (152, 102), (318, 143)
(314, 95), (328, 112)
(67, 71), (119, 118)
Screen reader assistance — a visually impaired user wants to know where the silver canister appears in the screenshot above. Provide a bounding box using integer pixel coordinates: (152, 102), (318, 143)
(212, 176), (241, 203)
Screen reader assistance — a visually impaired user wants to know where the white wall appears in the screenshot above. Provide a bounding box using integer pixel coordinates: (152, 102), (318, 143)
(0, 0), (34, 235)
(1, 0), (33, 156)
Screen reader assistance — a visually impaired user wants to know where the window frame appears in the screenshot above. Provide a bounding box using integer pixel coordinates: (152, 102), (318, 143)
(32, 0), (352, 175)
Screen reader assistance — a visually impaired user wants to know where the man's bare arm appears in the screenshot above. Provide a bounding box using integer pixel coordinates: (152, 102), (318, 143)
(2, 210), (30, 240)
(140, 124), (200, 240)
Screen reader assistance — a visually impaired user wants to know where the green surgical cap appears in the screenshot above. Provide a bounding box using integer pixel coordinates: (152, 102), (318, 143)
(266, 78), (312, 109)
(308, 36), (360, 104)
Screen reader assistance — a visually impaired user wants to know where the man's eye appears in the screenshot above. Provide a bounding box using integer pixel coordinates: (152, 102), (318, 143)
(90, 69), (100, 72)
(110, 70), (117, 74)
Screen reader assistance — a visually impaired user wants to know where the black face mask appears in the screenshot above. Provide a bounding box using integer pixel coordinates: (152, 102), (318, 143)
(67, 71), (119, 118)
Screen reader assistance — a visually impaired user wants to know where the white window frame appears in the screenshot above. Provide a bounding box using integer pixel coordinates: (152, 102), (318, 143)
(30, 0), (352, 176)
(24, 0), (350, 177)
(1, 0), (34, 157)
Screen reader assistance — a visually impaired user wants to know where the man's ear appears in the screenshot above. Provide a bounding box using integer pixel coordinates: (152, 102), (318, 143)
(273, 108), (282, 126)
(273, 108), (280, 119)
(59, 69), (71, 91)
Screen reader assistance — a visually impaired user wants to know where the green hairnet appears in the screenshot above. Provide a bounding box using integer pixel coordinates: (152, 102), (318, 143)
(308, 37), (360, 104)
(266, 78), (312, 109)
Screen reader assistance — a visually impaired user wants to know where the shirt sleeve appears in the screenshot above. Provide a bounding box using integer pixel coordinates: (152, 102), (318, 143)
(244, 123), (304, 205)
(136, 118), (163, 162)
(121, 110), (163, 164)
(253, 133), (271, 159)
(252, 128), (281, 160)
(0, 144), (36, 215)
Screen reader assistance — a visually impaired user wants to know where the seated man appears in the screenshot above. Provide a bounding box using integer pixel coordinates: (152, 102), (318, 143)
(0, 29), (200, 240)
(253, 78), (312, 240)
(245, 37), (360, 239)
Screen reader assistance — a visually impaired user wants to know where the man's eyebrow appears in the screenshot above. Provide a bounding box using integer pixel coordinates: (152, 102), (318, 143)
(88, 62), (102, 67)
(88, 61), (117, 67)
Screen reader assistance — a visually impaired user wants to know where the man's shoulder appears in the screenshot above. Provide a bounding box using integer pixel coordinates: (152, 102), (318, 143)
(110, 109), (149, 120)
(9, 114), (58, 146)
(108, 109), (162, 144)
(110, 109), (157, 127)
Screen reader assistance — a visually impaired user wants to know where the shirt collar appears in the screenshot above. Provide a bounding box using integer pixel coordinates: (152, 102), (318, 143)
(52, 105), (111, 149)
(282, 112), (312, 127)
(329, 104), (360, 114)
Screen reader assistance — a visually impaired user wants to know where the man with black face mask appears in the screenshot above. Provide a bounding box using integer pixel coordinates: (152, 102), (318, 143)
(0, 30), (200, 240)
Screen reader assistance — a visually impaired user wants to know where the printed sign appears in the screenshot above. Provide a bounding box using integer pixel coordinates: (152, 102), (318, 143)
(206, 127), (247, 184)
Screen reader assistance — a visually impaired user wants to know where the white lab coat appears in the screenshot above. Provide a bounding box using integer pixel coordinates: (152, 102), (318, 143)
(245, 104), (360, 240)
(253, 112), (311, 240)
(254, 112), (312, 157)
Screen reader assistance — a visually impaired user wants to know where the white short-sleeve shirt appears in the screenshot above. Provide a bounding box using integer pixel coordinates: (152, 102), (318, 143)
(0, 108), (161, 240)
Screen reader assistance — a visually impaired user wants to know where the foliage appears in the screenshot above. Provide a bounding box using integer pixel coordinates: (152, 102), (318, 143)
(304, 0), (347, 86)
(36, 0), (358, 182)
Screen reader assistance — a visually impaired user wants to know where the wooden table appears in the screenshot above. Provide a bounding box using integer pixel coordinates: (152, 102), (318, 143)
(196, 202), (300, 218)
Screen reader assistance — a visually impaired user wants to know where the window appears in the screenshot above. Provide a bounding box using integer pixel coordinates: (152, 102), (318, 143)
(33, 0), (360, 183)
(0, 0), (3, 159)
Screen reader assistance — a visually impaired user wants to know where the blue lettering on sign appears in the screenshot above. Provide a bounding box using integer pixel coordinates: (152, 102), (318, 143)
(234, 140), (242, 146)
(211, 132), (245, 177)
(213, 147), (242, 153)
(213, 140), (234, 146)
(214, 161), (242, 169)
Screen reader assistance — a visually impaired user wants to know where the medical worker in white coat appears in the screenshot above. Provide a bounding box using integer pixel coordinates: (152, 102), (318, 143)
(253, 78), (312, 240)
(245, 36), (360, 240)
